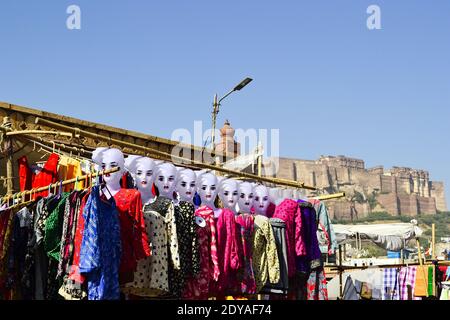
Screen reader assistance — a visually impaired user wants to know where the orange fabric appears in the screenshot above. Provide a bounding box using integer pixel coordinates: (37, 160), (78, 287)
(414, 266), (429, 297)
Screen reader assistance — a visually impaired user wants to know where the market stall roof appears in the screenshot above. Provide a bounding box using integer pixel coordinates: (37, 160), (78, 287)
(333, 222), (423, 251)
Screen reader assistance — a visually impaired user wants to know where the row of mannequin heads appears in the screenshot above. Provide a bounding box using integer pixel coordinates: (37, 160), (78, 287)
(92, 148), (306, 216)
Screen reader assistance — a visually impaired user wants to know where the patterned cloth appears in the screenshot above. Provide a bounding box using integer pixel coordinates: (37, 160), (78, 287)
(252, 215), (280, 293)
(183, 206), (219, 300)
(169, 201), (199, 298)
(383, 268), (400, 300)
(63, 191), (90, 300)
(44, 193), (70, 262)
(123, 196), (179, 297)
(398, 266), (419, 300)
(236, 213), (256, 295)
(57, 191), (82, 279)
(273, 199), (304, 278)
(306, 269), (328, 300)
(79, 186), (121, 300)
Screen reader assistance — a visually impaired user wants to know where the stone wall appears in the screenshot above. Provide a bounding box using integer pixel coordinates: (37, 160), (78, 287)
(270, 155), (447, 219)
(430, 181), (448, 212)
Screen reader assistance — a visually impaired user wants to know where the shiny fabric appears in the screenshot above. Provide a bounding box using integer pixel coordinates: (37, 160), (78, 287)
(79, 186), (121, 300)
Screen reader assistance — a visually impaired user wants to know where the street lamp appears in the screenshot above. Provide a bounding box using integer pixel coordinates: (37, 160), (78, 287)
(211, 77), (253, 148)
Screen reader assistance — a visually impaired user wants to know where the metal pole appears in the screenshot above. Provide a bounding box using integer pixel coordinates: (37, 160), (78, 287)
(257, 141), (262, 177)
(211, 94), (219, 148)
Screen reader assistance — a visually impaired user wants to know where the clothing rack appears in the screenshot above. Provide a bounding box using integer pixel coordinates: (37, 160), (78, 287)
(34, 116), (317, 191)
(0, 166), (120, 204)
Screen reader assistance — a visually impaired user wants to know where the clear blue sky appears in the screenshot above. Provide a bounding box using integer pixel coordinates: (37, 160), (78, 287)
(1, 1), (449, 205)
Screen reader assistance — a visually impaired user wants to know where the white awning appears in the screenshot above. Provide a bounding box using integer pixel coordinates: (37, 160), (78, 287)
(333, 222), (423, 251)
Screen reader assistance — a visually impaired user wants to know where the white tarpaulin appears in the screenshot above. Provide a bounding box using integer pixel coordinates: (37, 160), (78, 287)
(333, 222), (423, 251)
(222, 144), (263, 171)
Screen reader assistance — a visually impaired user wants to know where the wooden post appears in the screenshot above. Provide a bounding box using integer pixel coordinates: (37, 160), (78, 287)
(2, 117), (14, 195)
(432, 224), (436, 260)
(339, 244), (343, 299)
(416, 239), (423, 266)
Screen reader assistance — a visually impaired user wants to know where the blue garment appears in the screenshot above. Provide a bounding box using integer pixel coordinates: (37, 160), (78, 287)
(296, 201), (322, 273)
(79, 186), (121, 300)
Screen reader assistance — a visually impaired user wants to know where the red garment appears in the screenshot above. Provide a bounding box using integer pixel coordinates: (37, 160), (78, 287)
(235, 213), (256, 295)
(68, 191), (91, 284)
(113, 189), (151, 284)
(183, 206), (219, 300)
(266, 202), (276, 218)
(273, 199), (305, 278)
(214, 208), (244, 295)
(18, 154), (60, 199)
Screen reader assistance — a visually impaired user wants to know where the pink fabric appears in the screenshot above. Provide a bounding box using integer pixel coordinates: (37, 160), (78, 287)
(183, 206), (219, 300)
(235, 213), (256, 294)
(215, 208), (243, 295)
(273, 199), (305, 278)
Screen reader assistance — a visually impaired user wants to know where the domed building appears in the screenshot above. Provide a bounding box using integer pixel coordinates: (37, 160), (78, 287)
(214, 120), (241, 160)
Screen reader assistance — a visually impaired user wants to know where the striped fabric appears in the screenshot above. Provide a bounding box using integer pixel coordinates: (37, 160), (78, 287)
(398, 267), (421, 300)
(383, 268), (400, 300)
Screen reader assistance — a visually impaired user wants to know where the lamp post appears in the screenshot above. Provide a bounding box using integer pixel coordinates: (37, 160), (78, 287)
(211, 77), (253, 149)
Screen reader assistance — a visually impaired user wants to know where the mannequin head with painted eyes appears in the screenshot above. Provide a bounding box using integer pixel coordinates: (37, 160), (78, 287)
(155, 162), (177, 199)
(125, 156), (156, 204)
(176, 168), (197, 203)
(254, 184), (271, 216)
(218, 178), (240, 213)
(238, 182), (255, 214)
(92, 147), (125, 196)
(197, 172), (218, 209)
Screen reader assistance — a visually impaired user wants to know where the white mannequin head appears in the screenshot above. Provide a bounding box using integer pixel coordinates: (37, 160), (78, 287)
(238, 182), (255, 214)
(125, 156), (156, 204)
(219, 178), (240, 213)
(197, 172), (218, 209)
(155, 162), (177, 199)
(176, 167), (197, 203)
(254, 185), (271, 215)
(92, 147), (125, 196)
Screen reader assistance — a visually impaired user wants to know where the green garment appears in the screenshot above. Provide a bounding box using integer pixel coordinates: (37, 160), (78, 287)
(252, 215), (280, 293)
(44, 193), (70, 261)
